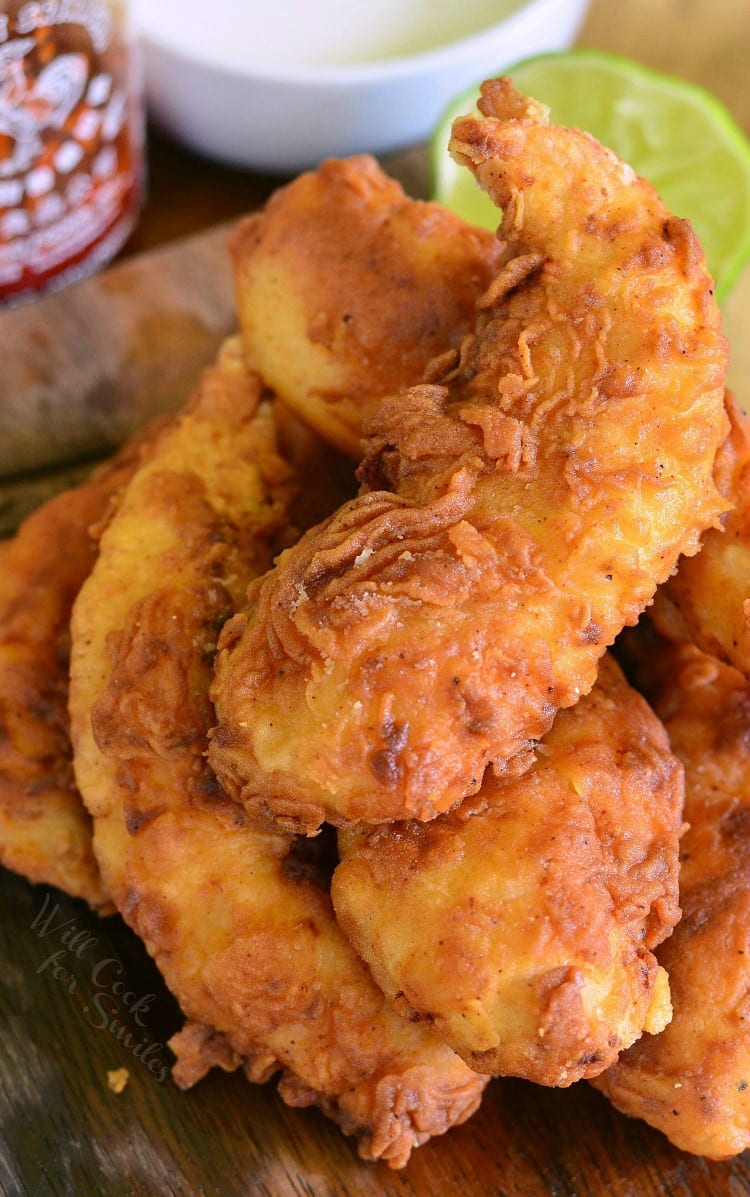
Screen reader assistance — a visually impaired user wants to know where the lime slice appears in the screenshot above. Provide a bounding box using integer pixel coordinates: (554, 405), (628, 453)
(431, 49), (750, 302)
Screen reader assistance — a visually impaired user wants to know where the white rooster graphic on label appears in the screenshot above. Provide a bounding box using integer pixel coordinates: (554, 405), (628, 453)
(0, 39), (89, 179)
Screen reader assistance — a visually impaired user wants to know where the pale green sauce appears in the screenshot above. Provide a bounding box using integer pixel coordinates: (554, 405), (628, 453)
(133, 0), (528, 70)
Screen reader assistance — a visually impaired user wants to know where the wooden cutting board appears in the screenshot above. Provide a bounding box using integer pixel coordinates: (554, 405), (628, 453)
(0, 150), (430, 537)
(2, 860), (747, 1197)
(0, 222), (237, 480)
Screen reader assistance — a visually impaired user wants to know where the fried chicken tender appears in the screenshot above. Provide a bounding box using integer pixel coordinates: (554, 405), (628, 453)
(331, 653), (681, 1086)
(69, 338), (486, 1168)
(231, 155), (504, 457)
(652, 391), (750, 676)
(595, 632), (750, 1158)
(0, 430), (158, 909)
(208, 80), (728, 833)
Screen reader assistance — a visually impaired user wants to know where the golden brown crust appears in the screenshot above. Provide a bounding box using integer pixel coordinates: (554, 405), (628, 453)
(231, 155), (505, 457)
(332, 654), (682, 1086)
(69, 337), (486, 1168)
(209, 83), (728, 833)
(0, 423), (163, 909)
(3, 80), (739, 1168)
(653, 391), (750, 675)
(595, 633), (750, 1158)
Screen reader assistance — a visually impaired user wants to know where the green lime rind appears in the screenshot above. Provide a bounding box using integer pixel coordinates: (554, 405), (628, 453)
(431, 49), (750, 303)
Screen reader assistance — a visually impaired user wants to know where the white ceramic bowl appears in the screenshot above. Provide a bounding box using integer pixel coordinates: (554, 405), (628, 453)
(130, 0), (590, 174)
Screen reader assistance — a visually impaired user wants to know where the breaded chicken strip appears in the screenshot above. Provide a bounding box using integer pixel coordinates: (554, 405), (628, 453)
(231, 155), (504, 457)
(652, 391), (750, 675)
(209, 80), (728, 833)
(0, 396), (353, 909)
(69, 339), (486, 1168)
(596, 631), (750, 1159)
(0, 429), (159, 909)
(331, 653), (681, 1086)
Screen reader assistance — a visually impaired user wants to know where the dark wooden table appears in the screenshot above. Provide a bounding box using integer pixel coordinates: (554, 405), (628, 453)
(2, 2), (750, 1193)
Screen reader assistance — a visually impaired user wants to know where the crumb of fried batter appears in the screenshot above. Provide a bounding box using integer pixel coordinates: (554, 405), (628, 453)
(107, 1067), (129, 1094)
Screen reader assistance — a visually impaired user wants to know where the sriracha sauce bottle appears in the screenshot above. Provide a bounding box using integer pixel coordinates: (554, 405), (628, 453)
(0, 0), (144, 304)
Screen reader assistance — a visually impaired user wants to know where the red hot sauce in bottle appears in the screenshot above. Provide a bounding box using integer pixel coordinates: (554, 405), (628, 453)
(0, 0), (144, 304)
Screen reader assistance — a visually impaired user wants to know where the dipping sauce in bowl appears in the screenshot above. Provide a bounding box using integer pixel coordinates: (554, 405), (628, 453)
(130, 0), (590, 171)
(139, 0), (534, 69)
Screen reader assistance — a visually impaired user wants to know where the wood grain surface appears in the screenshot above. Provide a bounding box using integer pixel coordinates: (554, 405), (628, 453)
(2, 1), (750, 1194)
(3, 861), (748, 1197)
(0, 223), (236, 479)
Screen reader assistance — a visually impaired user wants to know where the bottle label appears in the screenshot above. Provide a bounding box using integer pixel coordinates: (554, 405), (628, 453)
(0, 1), (142, 300)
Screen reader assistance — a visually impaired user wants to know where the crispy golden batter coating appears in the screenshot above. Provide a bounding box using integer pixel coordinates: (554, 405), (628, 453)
(69, 338), (486, 1168)
(332, 654), (681, 1086)
(231, 155), (504, 457)
(596, 633), (750, 1158)
(208, 81), (728, 833)
(653, 391), (750, 675)
(0, 430), (159, 909)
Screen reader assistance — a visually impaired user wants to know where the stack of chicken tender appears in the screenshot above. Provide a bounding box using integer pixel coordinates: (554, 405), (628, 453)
(1, 79), (749, 1166)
